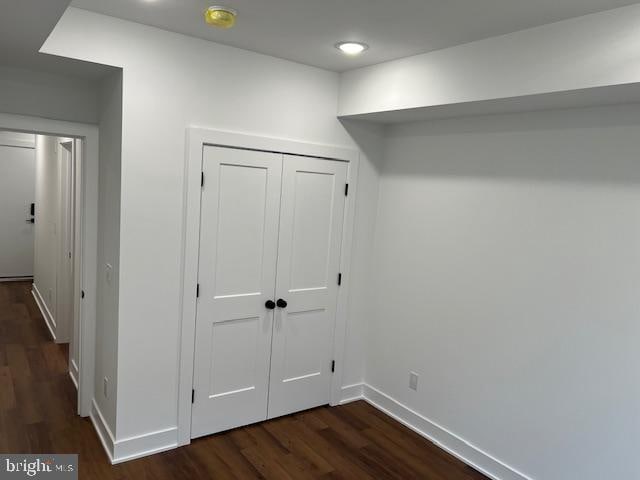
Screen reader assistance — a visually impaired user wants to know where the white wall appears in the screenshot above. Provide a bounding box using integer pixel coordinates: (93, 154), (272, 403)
(339, 4), (640, 116)
(368, 104), (640, 480)
(0, 66), (99, 124)
(34, 135), (60, 323)
(94, 71), (122, 433)
(34, 134), (75, 343)
(42, 8), (378, 442)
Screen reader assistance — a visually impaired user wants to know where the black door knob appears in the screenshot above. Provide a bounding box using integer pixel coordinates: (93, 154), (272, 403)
(265, 300), (276, 310)
(276, 298), (288, 308)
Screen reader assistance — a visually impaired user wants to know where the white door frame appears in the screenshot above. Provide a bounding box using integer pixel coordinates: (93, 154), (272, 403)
(56, 139), (75, 344)
(0, 113), (98, 418)
(177, 127), (360, 446)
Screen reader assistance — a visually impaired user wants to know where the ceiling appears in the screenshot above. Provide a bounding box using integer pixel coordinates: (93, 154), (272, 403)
(0, 0), (114, 79)
(71, 0), (640, 72)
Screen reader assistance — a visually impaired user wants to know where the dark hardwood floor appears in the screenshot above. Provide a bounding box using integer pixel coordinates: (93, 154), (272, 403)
(0, 280), (488, 479)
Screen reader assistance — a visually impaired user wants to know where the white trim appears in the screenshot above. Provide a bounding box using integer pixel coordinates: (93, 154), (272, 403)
(90, 399), (115, 463)
(32, 284), (57, 342)
(0, 142), (34, 149)
(70, 358), (79, 390)
(0, 112), (99, 419)
(112, 427), (178, 464)
(362, 384), (533, 480)
(91, 399), (178, 465)
(0, 131), (35, 149)
(339, 383), (364, 404)
(177, 127), (360, 446)
(0, 276), (33, 282)
(329, 153), (360, 407)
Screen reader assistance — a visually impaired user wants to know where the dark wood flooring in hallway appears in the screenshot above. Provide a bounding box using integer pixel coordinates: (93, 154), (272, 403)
(0, 280), (488, 479)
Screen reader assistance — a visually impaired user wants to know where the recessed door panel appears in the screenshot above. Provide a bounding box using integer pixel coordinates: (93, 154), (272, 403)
(289, 171), (335, 291)
(191, 146), (282, 438)
(214, 164), (267, 298)
(268, 156), (348, 419)
(282, 309), (327, 382)
(209, 316), (260, 398)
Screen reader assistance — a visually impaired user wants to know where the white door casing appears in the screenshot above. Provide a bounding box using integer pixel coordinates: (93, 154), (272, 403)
(178, 128), (359, 447)
(268, 156), (348, 419)
(191, 146), (283, 438)
(0, 144), (36, 279)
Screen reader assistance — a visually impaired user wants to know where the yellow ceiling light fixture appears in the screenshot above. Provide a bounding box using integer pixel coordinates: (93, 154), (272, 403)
(204, 6), (237, 29)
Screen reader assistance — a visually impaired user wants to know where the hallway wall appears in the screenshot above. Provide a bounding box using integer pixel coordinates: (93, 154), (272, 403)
(33, 134), (73, 343)
(42, 8), (380, 451)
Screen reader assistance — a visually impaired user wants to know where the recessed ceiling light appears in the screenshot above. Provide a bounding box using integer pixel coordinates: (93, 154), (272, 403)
(336, 41), (369, 56)
(204, 6), (237, 29)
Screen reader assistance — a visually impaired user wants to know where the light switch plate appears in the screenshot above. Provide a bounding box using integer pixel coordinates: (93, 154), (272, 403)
(409, 371), (419, 391)
(105, 263), (113, 285)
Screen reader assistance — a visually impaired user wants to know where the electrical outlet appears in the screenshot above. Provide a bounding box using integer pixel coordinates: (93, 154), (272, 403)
(409, 371), (419, 391)
(103, 377), (108, 398)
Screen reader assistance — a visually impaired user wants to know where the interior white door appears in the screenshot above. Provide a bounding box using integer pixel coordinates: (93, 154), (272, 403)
(56, 141), (74, 343)
(267, 155), (348, 419)
(0, 144), (36, 279)
(191, 146), (283, 438)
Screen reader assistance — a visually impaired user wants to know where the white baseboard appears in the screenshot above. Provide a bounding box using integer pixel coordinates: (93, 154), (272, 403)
(31, 284), (56, 342)
(0, 276), (33, 282)
(90, 398), (177, 464)
(361, 384), (532, 480)
(90, 399), (115, 463)
(112, 426), (178, 464)
(339, 383), (365, 404)
(69, 359), (79, 390)
(88, 380), (529, 478)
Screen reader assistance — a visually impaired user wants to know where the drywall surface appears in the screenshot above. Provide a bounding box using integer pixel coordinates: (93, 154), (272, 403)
(34, 135), (60, 321)
(43, 8), (376, 441)
(94, 71), (123, 434)
(369, 104), (640, 480)
(339, 4), (640, 116)
(0, 66), (99, 124)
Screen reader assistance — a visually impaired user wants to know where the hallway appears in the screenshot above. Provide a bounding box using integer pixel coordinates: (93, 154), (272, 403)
(0, 281), (487, 479)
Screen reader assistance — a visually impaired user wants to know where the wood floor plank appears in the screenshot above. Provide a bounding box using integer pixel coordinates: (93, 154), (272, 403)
(263, 417), (335, 476)
(0, 280), (490, 480)
(0, 366), (16, 409)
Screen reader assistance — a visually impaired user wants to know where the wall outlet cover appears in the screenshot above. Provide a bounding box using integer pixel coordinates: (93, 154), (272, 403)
(409, 371), (419, 391)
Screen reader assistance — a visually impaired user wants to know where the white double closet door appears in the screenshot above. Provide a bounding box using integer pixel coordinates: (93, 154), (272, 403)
(191, 146), (347, 438)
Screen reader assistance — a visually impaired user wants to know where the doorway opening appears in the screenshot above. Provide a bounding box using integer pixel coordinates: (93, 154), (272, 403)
(0, 114), (99, 419)
(0, 130), (82, 402)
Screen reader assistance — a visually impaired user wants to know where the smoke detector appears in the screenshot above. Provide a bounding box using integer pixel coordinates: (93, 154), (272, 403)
(204, 6), (237, 29)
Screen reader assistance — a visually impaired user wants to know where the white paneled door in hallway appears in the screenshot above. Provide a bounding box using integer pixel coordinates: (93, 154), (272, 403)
(191, 146), (348, 438)
(0, 142), (35, 279)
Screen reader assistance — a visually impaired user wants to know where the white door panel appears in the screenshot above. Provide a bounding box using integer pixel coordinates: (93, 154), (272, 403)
(191, 146), (282, 438)
(0, 145), (35, 278)
(268, 156), (347, 419)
